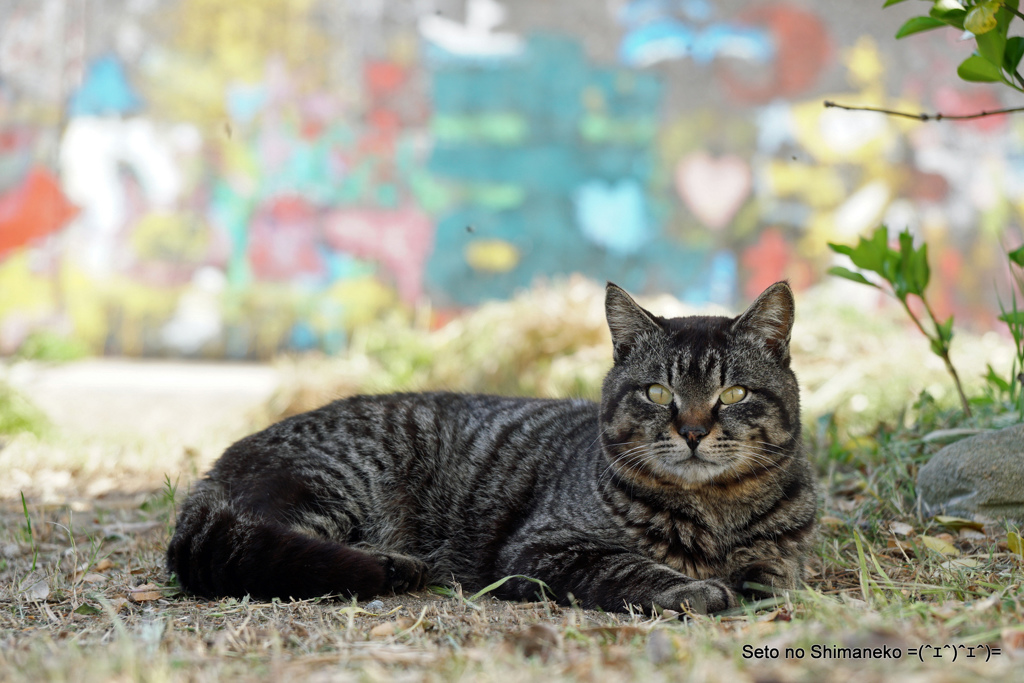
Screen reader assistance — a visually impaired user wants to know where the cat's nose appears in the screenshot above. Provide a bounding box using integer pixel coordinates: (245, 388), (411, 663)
(678, 425), (708, 452)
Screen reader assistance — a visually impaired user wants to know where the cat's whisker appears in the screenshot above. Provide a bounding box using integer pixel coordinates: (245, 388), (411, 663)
(598, 444), (656, 485)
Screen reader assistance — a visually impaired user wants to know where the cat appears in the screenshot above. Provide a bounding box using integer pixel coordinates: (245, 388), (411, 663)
(167, 281), (817, 614)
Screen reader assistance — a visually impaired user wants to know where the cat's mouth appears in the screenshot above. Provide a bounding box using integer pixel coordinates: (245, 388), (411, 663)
(660, 447), (732, 484)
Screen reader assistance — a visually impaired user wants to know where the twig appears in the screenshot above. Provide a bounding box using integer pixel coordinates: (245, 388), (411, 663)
(824, 100), (1024, 121)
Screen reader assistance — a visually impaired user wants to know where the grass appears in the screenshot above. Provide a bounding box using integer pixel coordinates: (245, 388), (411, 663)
(1, 277), (1023, 681)
(0, 381), (49, 439)
(1, 478), (1020, 682)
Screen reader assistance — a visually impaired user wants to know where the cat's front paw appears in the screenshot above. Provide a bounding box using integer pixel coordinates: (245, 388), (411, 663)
(654, 578), (737, 615)
(372, 552), (430, 594)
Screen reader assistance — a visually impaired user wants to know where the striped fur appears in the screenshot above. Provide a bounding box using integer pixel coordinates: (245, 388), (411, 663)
(167, 282), (816, 614)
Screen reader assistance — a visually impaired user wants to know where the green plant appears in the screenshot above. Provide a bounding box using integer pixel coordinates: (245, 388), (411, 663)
(20, 492), (38, 573)
(997, 245), (1024, 419)
(14, 330), (90, 362)
(887, 0), (1024, 91)
(0, 381), (50, 436)
(828, 225), (972, 416)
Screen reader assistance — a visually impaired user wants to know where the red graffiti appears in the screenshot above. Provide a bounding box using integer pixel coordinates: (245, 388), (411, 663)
(741, 227), (791, 300)
(933, 85), (1006, 133)
(322, 207), (434, 303)
(719, 4), (832, 105)
(0, 167), (78, 255)
(248, 196), (324, 281)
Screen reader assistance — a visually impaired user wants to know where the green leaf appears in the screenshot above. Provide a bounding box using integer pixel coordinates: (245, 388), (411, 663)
(883, 0), (909, 6)
(881, 250), (904, 294)
(912, 241), (930, 293)
(965, 2), (999, 34)
(852, 226), (892, 274)
(1004, 36), (1024, 72)
(930, 337), (946, 356)
(936, 315), (955, 343)
(468, 574), (553, 602)
(895, 16), (947, 38)
(897, 230), (930, 296)
(828, 266), (878, 287)
(975, 4), (1011, 70)
(930, 2), (967, 30)
(998, 311), (1024, 325)
(74, 603), (102, 615)
(957, 54), (1005, 82)
(827, 243), (855, 257)
(986, 364), (1011, 392)
(1008, 244), (1024, 266)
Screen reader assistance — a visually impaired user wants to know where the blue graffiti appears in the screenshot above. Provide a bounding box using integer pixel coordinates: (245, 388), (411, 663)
(425, 34), (725, 306)
(615, 0), (774, 68)
(574, 180), (652, 256)
(69, 54), (143, 116)
(619, 19), (774, 67)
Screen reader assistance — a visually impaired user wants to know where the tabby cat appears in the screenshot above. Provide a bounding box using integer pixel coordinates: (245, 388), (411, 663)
(167, 282), (817, 614)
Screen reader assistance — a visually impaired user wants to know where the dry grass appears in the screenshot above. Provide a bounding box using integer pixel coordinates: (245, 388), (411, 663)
(1, 493), (1021, 682)
(2, 277), (1024, 681)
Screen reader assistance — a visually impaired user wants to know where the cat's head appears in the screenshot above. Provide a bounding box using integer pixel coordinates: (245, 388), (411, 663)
(600, 282), (800, 488)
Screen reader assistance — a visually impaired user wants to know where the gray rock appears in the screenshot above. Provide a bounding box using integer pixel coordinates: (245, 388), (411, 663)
(917, 423), (1024, 523)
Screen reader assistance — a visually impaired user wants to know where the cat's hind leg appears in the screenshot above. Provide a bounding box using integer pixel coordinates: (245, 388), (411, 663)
(167, 482), (389, 601)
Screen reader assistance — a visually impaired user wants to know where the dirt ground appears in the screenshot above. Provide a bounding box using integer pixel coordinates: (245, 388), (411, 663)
(2, 336), (1022, 681)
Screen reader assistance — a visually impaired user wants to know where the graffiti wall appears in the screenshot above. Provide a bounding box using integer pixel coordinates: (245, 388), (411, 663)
(0, 0), (1020, 357)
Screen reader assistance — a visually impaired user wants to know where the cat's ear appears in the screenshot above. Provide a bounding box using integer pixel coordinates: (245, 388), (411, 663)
(605, 283), (662, 362)
(731, 281), (795, 362)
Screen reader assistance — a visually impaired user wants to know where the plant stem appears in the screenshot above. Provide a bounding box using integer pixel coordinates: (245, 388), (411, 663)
(919, 296), (973, 418)
(824, 100), (1024, 120)
(893, 295), (972, 417)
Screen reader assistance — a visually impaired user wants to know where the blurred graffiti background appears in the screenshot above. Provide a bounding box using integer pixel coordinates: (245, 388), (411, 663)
(1, 0), (1021, 359)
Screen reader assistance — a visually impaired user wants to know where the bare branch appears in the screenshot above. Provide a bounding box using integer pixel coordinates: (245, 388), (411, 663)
(823, 100), (1024, 121)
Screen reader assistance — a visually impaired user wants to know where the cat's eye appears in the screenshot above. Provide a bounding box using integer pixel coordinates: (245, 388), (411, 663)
(719, 386), (747, 405)
(646, 384), (673, 405)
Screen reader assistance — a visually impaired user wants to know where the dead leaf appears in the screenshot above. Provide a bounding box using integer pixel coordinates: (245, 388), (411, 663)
(933, 515), (985, 532)
(94, 558), (114, 572)
(21, 572), (50, 601)
(819, 516), (845, 527)
(1003, 628), (1024, 657)
(128, 583), (163, 603)
(1008, 531), (1023, 557)
(835, 497), (862, 512)
(369, 617), (416, 639)
(958, 528), (987, 541)
(79, 573), (107, 584)
(971, 594), (1000, 613)
(756, 608), (792, 622)
(888, 522), (914, 536)
(939, 558), (979, 570)
(920, 535), (959, 556)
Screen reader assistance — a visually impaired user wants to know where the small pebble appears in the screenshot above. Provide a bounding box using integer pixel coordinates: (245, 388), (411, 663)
(364, 599), (385, 613)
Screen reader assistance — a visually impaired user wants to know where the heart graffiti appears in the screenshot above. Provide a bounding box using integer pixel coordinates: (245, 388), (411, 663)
(674, 151), (752, 230)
